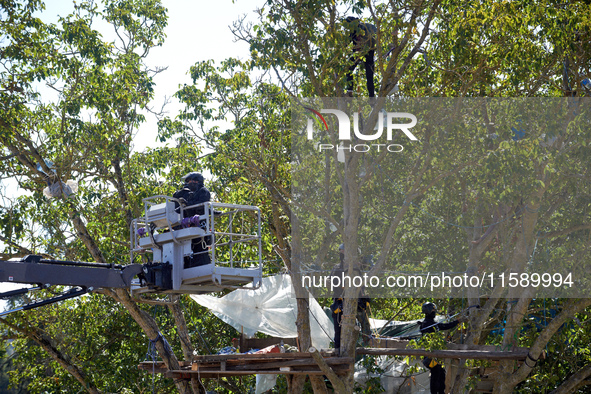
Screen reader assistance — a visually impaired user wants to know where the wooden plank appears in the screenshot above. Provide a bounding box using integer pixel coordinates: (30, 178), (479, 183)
(229, 357), (354, 371)
(368, 338), (529, 354)
(138, 361), (191, 373)
(166, 369), (349, 379)
(447, 343), (528, 354)
(357, 347), (528, 360)
(138, 365), (168, 374)
(192, 351), (333, 363)
(232, 336), (298, 352)
(191, 357), (353, 371)
(189, 365), (351, 373)
(166, 365), (351, 378)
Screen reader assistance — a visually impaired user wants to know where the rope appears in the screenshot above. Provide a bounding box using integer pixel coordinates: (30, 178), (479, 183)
(304, 297), (335, 342)
(283, 272), (335, 347)
(150, 332), (173, 355)
(525, 352), (538, 368)
(145, 337), (158, 394)
(181, 298), (212, 354)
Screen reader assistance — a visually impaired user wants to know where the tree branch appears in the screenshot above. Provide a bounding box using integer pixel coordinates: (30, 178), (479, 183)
(538, 224), (591, 239)
(309, 347), (348, 393)
(549, 364), (591, 394)
(0, 318), (101, 394)
(507, 299), (591, 386)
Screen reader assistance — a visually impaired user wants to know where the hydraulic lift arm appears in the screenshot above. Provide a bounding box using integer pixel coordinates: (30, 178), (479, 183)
(0, 255), (144, 316)
(0, 255), (143, 289)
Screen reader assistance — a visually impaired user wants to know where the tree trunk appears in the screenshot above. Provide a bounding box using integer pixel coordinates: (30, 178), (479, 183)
(169, 296), (206, 394)
(339, 114), (363, 393)
(109, 289), (193, 394)
(286, 375), (306, 394)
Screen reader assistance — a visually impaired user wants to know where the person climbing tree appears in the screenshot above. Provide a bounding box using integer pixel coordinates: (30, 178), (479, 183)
(344, 16), (377, 97)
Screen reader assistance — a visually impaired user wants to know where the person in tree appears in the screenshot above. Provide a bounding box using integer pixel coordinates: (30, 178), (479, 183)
(344, 16), (377, 97)
(173, 172), (212, 267)
(330, 243), (372, 352)
(420, 302), (464, 394)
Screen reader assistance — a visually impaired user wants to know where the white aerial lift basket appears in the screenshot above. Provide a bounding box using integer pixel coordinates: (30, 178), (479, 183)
(130, 195), (263, 294)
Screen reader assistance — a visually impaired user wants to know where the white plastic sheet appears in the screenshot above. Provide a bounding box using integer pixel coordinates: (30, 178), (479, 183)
(190, 274), (334, 349)
(354, 356), (430, 394)
(43, 180), (78, 198)
(255, 374), (277, 394)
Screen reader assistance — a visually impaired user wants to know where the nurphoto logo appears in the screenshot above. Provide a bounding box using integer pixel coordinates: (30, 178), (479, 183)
(304, 107), (418, 153)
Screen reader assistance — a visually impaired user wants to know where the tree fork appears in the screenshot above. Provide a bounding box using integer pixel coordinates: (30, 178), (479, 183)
(109, 288), (193, 394)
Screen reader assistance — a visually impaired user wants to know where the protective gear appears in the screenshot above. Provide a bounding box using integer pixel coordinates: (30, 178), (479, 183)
(187, 182), (199, 192)
(344, 17), (376, 48)
(344, 16), (358, 26)
(429, 364), (446, 394)
(330, 298), (343, 314)
(182, 172), (204, 184)
(422, 357), (439, 369)
(357, 297), (371, 311)
(422, 302), (437, 316)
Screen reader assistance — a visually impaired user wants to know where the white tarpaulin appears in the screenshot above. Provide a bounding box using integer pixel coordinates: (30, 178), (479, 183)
(355, 356), (430, 394)
(190, 274), (334, 349)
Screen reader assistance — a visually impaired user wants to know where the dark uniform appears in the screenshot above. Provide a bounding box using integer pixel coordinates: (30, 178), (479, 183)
(345, 16), (377, 97)
(330, 250), (346, 350)
(420, 303), (460, 394)
(173, 172), (212, 268)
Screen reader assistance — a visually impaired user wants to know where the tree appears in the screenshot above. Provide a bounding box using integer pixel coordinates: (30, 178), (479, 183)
(0, 1), (210, 393)
(235, 1), (591, 393)
(2, 0), (591, 393)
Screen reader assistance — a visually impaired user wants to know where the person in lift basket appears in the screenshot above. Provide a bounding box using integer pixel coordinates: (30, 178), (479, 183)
(173, 172), (212, 268)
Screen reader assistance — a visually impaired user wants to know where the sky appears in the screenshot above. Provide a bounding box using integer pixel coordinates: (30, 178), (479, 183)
(41, 0), (261, 151)
(0, 0), (264, 296)
(134, 0), (260, 150)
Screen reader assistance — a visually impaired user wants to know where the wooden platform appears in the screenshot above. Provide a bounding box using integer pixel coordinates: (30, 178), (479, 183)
(231, 336), (298, 352)
(139, 351), (352, 379)
(138, 341), (530, 381)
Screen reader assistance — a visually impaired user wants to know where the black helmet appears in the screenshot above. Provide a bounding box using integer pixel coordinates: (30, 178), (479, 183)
(344, 16), (359, 24)
(344, 16), (360, 35)
(422, 302), (437, 316)
(182, 172), (204, 184)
